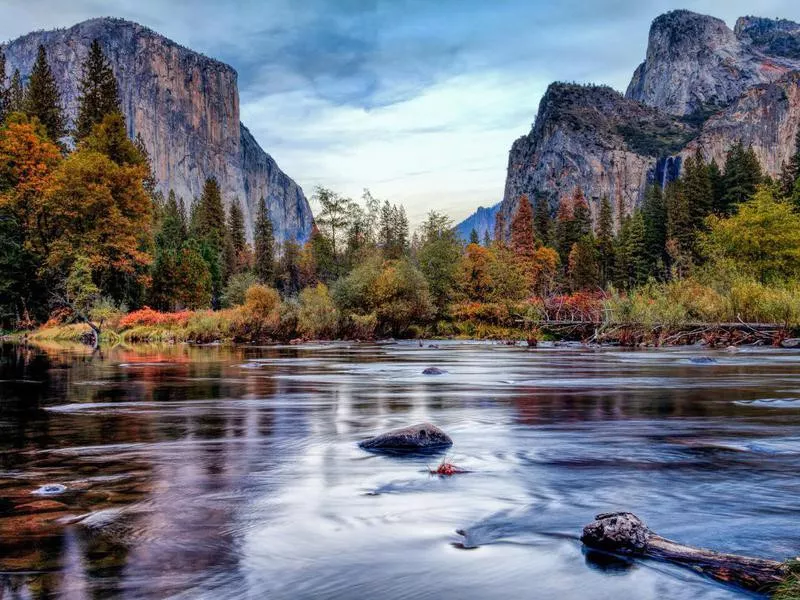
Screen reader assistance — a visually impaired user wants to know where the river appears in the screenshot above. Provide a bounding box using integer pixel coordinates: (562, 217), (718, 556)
(1, 341), (799, 599)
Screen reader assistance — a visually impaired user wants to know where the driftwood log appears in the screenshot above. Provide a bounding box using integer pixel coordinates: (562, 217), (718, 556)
(581, 512), (789, 593)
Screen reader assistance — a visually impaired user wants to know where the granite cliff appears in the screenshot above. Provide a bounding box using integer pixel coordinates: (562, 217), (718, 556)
(2, 18), (313, 243)
(496, 11), (800, 234)
(454, 203), (500, 242)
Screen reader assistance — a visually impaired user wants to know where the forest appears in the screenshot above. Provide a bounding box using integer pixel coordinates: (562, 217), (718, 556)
(3, 41), (800, 346)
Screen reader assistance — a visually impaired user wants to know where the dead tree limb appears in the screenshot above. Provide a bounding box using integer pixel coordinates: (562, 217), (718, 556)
(581, 512), (788, 594)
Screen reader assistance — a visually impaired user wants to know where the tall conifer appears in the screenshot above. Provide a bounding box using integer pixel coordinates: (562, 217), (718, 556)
(75, 39), (121, 140)
(24, 45), (66, 142)
(254, 198), (275, 285)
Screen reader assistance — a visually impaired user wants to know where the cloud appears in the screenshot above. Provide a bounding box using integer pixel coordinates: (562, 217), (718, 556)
(3, 0), (800, 227)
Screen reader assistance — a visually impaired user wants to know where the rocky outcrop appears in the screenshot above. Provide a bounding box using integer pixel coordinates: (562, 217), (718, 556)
(683, 71), (800, 176)
(626, 10), (800, 117)
(2, 18), (312, 242)
(500, 83), (695, 230)
(499, 11), (800, 235)
(454, 203), (500, 242)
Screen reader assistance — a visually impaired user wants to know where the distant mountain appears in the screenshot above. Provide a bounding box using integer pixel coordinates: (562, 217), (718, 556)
(2, 18), (313, 243)
(455, 203), (500, 242)
(499, 10), (800, 236)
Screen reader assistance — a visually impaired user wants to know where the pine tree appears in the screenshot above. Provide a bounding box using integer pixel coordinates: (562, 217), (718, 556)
(615, 210), (648, 289)
(156, 190), (188, 253)
(708, 159), (725, 214)
(722, 142), (763, 213)
(7, 70), (24, 114)
(641, 184), (667, 276)
(253, 198), (275, 285)
(24, 45), (66, 142)
(665, 180), (693, 270)
(493, 211), (506, 247)
(75, 39), (121, 141)
(682, 150), (713, 224)
(224, 199), (246, 279)
(0, 51), (7, 124)
(483, 229), (491, 247)
(533, 194), (552, 245)
(568, 237), (600, 291)
(510, 194), (536, 257)
(469, 228), (479, 245)
(572, 189), (592, 238)
(192, 178), (226, 253)
(596, 196), (615, 286)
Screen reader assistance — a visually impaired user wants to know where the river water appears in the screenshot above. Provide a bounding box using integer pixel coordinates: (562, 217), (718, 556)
(1, 341), (800, 599)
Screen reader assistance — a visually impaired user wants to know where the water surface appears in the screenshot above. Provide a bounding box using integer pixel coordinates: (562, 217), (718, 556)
(2, 341), (800, 599)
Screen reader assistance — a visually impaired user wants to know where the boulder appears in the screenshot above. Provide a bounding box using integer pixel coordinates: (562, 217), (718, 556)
(422, 367), (446, 375)
(358, 422), (453, 453)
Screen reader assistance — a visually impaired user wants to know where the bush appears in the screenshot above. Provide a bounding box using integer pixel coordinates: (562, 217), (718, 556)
(298, 284), (338, 339)
(221, 272), (259, 307)
(119, 307), (193, 328)
(341, 312), (377, 339)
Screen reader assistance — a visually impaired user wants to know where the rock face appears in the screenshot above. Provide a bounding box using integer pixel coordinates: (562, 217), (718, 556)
(626, 11), (800, 117)
(500, 83), (695, 230)
(2, 18), (313, 243)
(454, 203), (500, 242)
(499, 11), (800, 234)
(358, 422), (453, 453)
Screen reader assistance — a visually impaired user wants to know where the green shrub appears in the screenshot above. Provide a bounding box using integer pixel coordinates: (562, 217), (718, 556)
(298, 284), (338, 339)
(221, 272), (259, 307)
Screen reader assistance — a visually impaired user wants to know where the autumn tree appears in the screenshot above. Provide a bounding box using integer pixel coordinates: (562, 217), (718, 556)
(510, 194), (535, 257)
(493, 211), (506, 247)
(458, 242), (495, 302)
(24, 45), (66, 143)
(703, 187), (800, 283)
(75, 39), (121, 140)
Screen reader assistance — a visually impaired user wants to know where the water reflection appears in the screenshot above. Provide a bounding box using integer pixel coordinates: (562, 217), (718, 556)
(1, 341), (800, 599)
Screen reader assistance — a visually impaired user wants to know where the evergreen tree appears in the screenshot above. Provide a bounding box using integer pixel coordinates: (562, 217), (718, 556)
(24, 45), (66, 142)
(779, 129), (800, 209)
(0, 51), (7, 124)
(417, 211), (461, 313)
(192, 178), (226, 252)
(533, 194), (552, 245)
(75, 39), (121, 141)
(469, 227), (479, 245)
(615, 210), (648, 289)
(510, 194), (535, 257)
(277, 240), (302, 295)
(253, 198), (275, 285)
(572, 189), (592, 238)
(595, 196), (615, 286)
(483, 229), (491, 247)
(641, 184), (667, 276)
(708, 158), (725, 214)
(157, 190), (188, 253)
(568, 237), (600, 291)
(7, 69), (25, 115)
(493, 211), (506, 246)
(682, 150), (714, 225)
(721, 143), (763, 213)
(223, 199), (247, 280)
(665, 180), (694, 271)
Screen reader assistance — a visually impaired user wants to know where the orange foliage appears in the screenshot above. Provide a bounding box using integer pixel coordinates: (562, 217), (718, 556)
(119, 307), (193, 328)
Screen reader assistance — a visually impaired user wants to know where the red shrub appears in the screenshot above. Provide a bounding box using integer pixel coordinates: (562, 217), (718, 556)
(119, 307), (193, 329)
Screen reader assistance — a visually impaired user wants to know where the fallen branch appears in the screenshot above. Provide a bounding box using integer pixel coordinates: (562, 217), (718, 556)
(581, 512), (789, 594)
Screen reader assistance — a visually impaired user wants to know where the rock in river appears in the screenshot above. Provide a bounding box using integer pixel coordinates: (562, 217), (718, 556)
(422, 367), (446, 375)
(358, 422), (453, 453)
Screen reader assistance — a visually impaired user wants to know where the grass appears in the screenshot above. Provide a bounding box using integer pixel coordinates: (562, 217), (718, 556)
(774, 560), (800, 599)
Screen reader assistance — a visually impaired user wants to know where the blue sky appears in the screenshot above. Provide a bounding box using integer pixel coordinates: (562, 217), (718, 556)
(4, 0), (800, 226)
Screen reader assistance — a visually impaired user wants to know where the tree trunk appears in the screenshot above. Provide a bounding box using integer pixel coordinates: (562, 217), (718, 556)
(581, 512), (788, 594)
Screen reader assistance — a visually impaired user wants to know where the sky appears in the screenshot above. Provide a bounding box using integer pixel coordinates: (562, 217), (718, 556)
(3, 0), (800, 227)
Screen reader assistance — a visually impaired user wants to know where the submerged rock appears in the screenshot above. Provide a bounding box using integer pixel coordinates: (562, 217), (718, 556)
(689, 357), (717, 364)
(31, 484), (67, 497)
(358, 422), (453, 453)
(422, 367), (446, 375)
